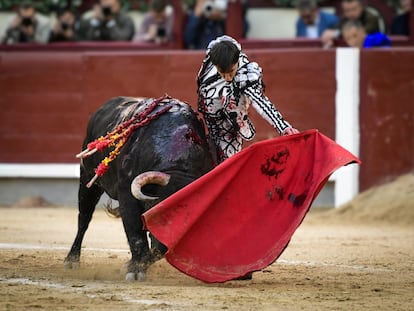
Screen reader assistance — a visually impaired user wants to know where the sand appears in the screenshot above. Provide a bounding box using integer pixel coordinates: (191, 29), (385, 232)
(0, 173), (413, 310)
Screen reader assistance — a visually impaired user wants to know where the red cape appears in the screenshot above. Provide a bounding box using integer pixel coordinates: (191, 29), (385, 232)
(143, 129), (360, 283)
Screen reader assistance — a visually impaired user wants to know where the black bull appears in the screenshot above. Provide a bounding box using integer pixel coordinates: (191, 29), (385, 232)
(64, 96), (215, 281)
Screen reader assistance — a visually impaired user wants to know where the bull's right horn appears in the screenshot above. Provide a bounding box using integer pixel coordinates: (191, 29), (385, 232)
(131, 171), (171, 201)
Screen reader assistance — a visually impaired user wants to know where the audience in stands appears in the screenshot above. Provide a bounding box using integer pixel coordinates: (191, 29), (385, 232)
(184, 0), (227, 49)
(2, 0), (51, 44)
(2, 0), (408, 48)
(321, 0), (381, 48)
(342, 20), (390, 48)
(134, 0), (174, 43)
(295, 0), (339, 39)
(49, 8), (80, 42)
(390, 0), (411, 35)
(77, 0), (135, 41)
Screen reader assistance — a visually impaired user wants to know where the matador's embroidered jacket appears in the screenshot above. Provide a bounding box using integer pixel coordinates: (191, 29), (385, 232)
(197, 35), (292, 162)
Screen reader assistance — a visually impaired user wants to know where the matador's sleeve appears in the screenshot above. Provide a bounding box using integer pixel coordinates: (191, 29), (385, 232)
(239, 62), (292, 135)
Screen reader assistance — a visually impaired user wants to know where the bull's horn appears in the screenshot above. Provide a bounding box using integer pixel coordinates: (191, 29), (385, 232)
(131, 171), (171, 201)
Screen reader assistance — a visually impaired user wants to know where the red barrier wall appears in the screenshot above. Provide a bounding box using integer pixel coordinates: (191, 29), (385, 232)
(359, 49), (414, 191)
(0, 49), (335, 164)
(1, 47), (413, 190)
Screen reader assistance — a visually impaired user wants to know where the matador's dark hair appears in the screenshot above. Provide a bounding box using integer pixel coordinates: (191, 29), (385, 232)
(209, 40), (240, 73)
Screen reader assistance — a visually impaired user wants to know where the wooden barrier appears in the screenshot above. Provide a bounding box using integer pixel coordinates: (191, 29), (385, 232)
(359, 48), (414, 190)
(0, 48), (335, 163)
(0, 47), (413, 191)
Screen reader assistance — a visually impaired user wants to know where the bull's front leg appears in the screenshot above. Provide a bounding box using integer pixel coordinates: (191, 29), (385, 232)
(64, 173), (103, 269)
(118, 195), (153, 282)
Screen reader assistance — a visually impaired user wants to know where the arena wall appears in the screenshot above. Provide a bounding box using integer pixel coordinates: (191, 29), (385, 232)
(359, 49), (414, 190)
(0, 47), (412, 206)
(0, 49), (336, 163)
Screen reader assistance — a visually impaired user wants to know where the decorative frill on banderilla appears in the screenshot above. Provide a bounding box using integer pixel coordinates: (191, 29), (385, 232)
(76, 95), (173, 188)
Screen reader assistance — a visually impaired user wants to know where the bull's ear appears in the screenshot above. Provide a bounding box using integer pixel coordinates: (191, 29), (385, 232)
(131, 171), (170, 201)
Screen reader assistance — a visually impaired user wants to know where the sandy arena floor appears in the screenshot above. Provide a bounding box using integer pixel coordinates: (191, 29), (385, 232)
(1, 174), (413, 311)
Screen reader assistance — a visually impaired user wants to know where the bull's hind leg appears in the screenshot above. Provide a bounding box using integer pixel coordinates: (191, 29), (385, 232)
(64, 174), (103, 269)
(150, 234), (167, 261)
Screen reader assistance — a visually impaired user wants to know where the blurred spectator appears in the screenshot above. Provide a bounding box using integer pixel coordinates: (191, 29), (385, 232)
(184, 0), (227, 49)
(321, 0), (381, 47)
(295, 0), (339, 38)
(134, 0), (174, 43)
(77, 0), (135, 41)
(2, 0), (51, 44)
(390, 0), (411, 35)
(342, 20), (390, 48)
(49, 8), (80, 42)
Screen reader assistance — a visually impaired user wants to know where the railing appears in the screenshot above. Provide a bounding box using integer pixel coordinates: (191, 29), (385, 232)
(0, 41), (175, 52)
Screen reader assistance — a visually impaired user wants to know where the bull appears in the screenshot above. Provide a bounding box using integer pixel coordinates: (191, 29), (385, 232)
(64, 95), (215, 281)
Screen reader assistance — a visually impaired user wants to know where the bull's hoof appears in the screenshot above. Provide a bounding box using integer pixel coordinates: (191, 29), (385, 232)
(125, 272), (136, 282)
(64, 260), (80, 270)
(137, 271), (146, 282)
(150, 248), (164, 262)
(125, 272), (146, 282)
(64, 254), (80, 270)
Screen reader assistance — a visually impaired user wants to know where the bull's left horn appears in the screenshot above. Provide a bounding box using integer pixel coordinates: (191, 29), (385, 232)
(131, 171), (171, 201)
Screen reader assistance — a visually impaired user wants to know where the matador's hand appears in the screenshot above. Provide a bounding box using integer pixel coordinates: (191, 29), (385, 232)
(283, 127), (300, 135)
